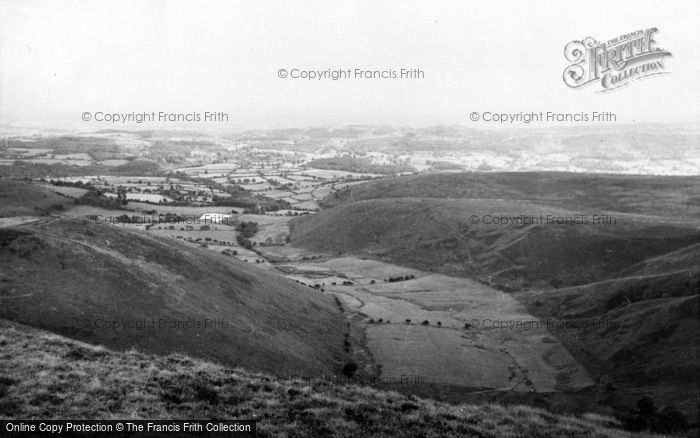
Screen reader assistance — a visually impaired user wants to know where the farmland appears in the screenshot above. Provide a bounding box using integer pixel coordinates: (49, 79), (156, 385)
(283, 257), (593, 392)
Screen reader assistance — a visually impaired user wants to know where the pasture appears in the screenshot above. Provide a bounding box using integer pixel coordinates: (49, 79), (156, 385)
(282, 256), (594, 393)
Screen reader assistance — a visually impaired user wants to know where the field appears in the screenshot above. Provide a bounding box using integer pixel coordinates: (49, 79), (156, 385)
(274, 257), (593, 394)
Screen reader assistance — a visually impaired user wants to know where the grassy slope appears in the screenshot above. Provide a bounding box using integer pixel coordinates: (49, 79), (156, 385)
(0, 319), (654, 438)
(291, 197), (700, 290)
(0, 180), (70, 217)
(319, 172), (700, 218)
(515, 248), (700, 422)
(289, 172), (700, 423)
(293, 172), (699, 292)
(0, 218), (346, 377)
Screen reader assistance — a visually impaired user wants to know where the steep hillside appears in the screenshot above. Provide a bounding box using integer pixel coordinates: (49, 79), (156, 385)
(291, 197), (700, 291)
(516, 272), (699, 424)
(0, 218), (346, 377)
(0, 319), (659, 438)
(289, 171), (700, 425)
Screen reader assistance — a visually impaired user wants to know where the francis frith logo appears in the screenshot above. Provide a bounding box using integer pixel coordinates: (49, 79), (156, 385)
(563, 28), (672, 92)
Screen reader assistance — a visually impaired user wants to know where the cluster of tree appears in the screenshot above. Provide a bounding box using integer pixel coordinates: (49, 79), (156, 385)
(110, 159), (162, 176)
(114, 186), (128, 206)
(260, 236), (286, 246)
(10, 159), (163, 180)
(234, 221), (259, 250)
(47, 179), (90, 188)
(74, 186), (127, 209)
(369, 318), (390, 324)
(236, 221), (259, 238)
(7, 162), (108, 179)
(301, 255), (322, 261)
(236, 234), (254, 250)
(384, 275), (415, 283)
(213, 197), (292, 213)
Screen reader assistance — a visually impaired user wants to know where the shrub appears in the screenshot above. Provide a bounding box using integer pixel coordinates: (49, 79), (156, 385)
(342, 361), (358, 377)
(619, 396), (689, 433)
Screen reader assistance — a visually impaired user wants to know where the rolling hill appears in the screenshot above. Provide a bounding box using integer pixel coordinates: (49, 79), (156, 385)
(291, 197), (700, 291)
(289, 171), (700, 425)
(0, 217), (346, 377)
(320, 172), (700, 218)
(0, 179), (70, 217)
(0, 319), (659, 437)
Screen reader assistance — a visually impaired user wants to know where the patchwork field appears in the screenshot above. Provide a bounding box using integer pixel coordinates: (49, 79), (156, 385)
(278, 256), (594, 394)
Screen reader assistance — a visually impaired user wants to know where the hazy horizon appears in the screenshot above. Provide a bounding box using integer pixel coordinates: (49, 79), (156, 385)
(2, 0), (699, 131)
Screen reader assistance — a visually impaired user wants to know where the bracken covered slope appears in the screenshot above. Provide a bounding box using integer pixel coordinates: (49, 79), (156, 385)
(0, 319), (656, 438)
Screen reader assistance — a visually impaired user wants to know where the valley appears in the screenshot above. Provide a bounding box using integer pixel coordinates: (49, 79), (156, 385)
(1, 128), (698, 435)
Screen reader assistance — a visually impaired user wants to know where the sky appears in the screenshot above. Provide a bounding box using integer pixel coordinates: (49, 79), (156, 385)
(0, 0), (698, 131)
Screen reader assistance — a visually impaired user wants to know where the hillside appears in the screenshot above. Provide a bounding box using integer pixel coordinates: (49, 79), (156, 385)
(111, 159), (161, 175)
(0, 218), (346, 377)
(0, 179), (70, 217)
(320, 172), (700, 218)
(295, 172), (700, 290)
(289, 171), (700, 425)
(291, 197), (700, 291)
(0, 319), (658, 438)
(516, 271), (699, 423)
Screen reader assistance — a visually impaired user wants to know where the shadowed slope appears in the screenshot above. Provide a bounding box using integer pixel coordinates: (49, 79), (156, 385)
(0, 219), (346, 377)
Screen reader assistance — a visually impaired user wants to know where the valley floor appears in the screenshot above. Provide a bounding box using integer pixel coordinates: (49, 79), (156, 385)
(274, 256), (594, 395)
